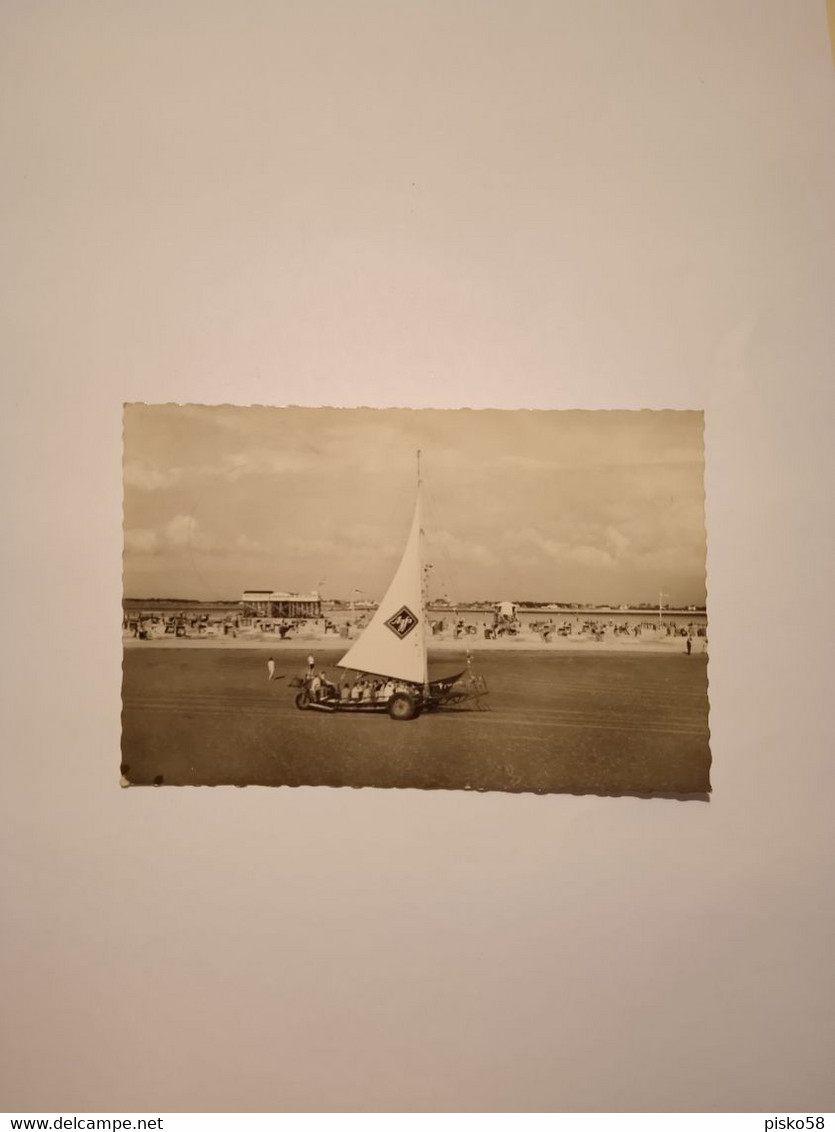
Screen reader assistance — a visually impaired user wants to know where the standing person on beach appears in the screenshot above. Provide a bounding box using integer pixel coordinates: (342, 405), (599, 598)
(267, 657), (276, 681)
(686, 637), (692, 655)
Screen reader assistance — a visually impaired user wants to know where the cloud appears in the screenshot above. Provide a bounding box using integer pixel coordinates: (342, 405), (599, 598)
(507, 528), (615, 569)
(124, 450), (310, 493)
(123, 462), (183, 491)
(570, 545), (615, 568)
(124, 528), (160, 555)
(283, 524), (400, 562)
(213, 450), (311, 481)
(497, 455), (560, 472)
(164, 514), (200, 548)
(604, 526), (631, 557)
(283, 534), (343, 558)
(124, 515), (212, 556)
(428, 530), (499, 568)
(234, 533), (268, 554)
(122, 408), (707, 603)
(124, 515), (268, 559)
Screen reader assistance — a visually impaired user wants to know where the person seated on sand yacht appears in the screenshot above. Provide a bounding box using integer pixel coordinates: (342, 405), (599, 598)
(350, 679), (362, 702)
(381, 680), (395, 701)
(339, 680), (350, 702)
(310, 672), (322, 702)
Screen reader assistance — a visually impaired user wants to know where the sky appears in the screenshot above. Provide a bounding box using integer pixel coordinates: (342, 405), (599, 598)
(123, 406), (706, 605)
(10, 0), (828, 613)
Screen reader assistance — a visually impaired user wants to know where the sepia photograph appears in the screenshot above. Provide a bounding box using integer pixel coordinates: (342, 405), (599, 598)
(122, 405), (710, 795)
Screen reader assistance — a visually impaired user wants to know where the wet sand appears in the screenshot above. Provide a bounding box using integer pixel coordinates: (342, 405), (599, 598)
(121, 648), (711, 795)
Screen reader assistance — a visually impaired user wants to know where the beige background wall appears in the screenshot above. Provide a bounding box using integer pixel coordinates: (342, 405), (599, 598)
(2, 1), (833, 1113)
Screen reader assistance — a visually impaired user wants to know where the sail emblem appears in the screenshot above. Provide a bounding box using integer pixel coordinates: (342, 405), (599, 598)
(385, 605), (419, 639)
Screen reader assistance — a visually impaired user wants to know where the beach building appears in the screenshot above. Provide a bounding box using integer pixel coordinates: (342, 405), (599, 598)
(241, 590), (323, 619)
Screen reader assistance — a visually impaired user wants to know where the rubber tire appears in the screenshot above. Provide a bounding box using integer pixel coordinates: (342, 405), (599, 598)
(388, 692), (419, 721)
(295, 690), (311, 711)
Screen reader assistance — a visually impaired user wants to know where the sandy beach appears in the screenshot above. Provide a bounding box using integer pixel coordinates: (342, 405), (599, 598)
(123, 630), (706, 655)
(121, 647), (711, 794)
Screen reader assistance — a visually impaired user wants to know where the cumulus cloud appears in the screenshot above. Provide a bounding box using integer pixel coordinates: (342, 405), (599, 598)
(283, 534), (343, 558)
(284, 524), (400, 562)
(214, 450), (310, 481)
(124, 515), (267, 559)
(124, 528), (160, 555)
(123, 462), (183, 491)
(164, 514), (200, 548)
(429, 530), (499, 568)
(123, 407), (706, 603)
(124, 450), (310, 492)
(604, 526), (631, 557)
(507, 528), (615, 569)
(234, 533), (268, 554)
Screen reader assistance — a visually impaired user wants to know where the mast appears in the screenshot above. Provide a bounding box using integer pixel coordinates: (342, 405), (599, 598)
(418, 450), (430, 696)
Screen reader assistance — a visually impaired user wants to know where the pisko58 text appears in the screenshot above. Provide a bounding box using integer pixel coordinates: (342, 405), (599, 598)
(765, 1120), (824, 1130)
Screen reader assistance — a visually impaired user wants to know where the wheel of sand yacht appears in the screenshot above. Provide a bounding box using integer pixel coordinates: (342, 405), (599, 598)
(388, 692), (420, 721)
(295, 690), (311, 710)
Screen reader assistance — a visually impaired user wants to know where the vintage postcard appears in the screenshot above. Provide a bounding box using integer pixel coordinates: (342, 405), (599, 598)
(122, 405), (710, 795)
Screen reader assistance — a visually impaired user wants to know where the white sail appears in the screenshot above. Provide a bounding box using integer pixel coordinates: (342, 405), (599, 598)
(336, 494), (427, 686)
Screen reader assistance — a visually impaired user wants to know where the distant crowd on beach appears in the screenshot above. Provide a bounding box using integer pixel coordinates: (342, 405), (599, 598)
(431, 615), (706, 646)
(124, 609), (707, 649)
(124, 613), (314, 641)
